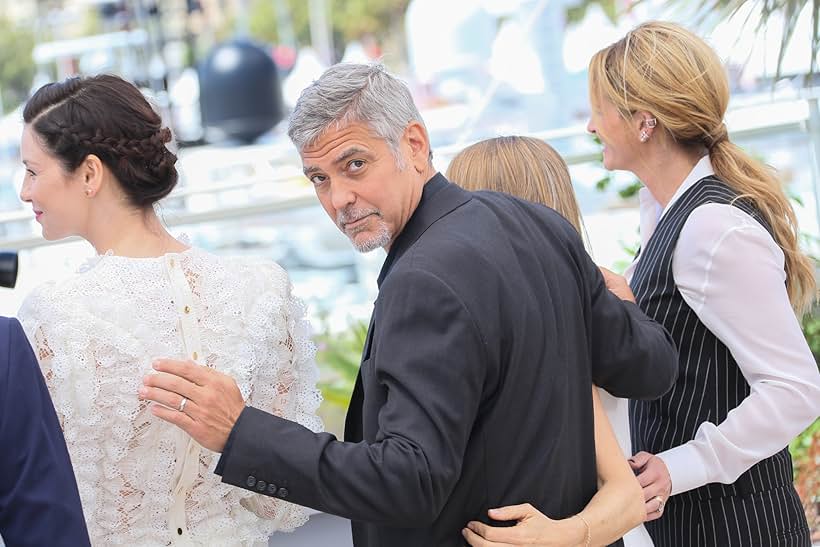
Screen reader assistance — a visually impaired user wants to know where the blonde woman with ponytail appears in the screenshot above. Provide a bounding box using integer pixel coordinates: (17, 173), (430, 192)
(585, 21), (818, 547)
(464, 21), (819, 547)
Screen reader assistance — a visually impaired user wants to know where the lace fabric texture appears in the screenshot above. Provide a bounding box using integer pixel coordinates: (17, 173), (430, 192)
(18, 247), (323, 546)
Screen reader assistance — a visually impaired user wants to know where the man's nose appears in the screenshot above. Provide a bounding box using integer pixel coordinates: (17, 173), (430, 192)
(329, 179), (356, 211)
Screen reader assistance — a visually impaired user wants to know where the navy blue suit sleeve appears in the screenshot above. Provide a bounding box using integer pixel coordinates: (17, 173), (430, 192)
(0, 317), (90, 547)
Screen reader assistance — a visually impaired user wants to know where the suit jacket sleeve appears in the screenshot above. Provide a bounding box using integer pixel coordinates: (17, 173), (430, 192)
(0, 318), (90, 547)
(217, 268), (487, 525)
(582, 250), (678, 400)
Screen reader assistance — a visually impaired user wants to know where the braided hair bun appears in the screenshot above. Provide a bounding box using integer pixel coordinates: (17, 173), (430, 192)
(23, 75), (178, 208)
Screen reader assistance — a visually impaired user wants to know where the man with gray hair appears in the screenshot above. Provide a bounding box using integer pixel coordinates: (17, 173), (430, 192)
(143, 63), (677, 546)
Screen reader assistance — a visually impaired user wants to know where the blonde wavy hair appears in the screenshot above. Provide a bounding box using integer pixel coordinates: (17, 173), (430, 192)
(589, 21), (816, 314)
(446, 136), (584, 236)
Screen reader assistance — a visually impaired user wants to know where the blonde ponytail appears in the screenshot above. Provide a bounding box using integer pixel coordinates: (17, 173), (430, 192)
(710, 139), (816, 314)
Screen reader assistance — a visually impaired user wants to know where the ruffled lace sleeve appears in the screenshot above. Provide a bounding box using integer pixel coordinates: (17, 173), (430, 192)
(232, 261), (323, 531)
(18, 283), (69, 423)
(17, 279), (165, 543)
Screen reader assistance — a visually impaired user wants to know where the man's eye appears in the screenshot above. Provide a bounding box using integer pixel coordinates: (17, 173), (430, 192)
(310, 175), (326, 185)
(349, 160), (365, 172)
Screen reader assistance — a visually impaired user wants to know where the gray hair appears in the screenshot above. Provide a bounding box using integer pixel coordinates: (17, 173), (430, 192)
(287, 63), (432, 163)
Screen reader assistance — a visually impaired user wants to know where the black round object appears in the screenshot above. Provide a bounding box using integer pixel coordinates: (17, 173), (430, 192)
(0, 252), (18, 289)
(198, 40), (284, 144)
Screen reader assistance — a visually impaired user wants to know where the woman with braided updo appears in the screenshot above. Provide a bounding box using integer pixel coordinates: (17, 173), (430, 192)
(16, 74), (322, 546)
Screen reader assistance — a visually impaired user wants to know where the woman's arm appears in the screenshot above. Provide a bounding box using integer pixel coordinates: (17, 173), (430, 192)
(235, 265), (323, 528)
(644, 205), (820, 499)
(584, 388), (646, 539)
(463, 387), (645, 546)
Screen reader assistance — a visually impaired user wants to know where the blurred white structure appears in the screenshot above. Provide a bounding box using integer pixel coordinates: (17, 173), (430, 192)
(282, 47), (327, 108)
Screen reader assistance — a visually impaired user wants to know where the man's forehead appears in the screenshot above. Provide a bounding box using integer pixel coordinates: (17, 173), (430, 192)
(300, 122), (386, 164)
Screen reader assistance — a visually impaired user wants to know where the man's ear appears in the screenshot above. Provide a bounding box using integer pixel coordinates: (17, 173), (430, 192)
(79, 154), (104, 197)
(403, 121), (431, 173)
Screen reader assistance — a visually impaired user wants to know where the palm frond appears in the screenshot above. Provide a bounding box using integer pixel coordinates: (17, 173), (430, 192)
(630, 0), (816, 81)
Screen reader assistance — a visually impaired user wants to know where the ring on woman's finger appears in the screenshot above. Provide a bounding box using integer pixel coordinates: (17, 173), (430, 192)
(178, 397), (188, 413)
(653, 495), (664, 513)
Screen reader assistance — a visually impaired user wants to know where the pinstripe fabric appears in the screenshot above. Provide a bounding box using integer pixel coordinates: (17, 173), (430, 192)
(629, 177), (811, 546)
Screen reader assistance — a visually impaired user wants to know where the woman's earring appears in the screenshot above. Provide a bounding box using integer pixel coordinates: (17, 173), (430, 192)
(85, 188), (92, 196)
(640, 117), (656, 142)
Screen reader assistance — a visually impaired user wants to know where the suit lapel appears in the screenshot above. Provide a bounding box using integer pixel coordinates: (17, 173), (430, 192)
(376, 173), (471, 287)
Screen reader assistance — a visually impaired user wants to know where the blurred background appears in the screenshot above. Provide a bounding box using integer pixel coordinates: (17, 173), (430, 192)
(0, 0), (817, 544)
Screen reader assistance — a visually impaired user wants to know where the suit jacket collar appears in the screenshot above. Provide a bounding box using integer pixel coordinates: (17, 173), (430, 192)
(376, 173), (470, 287)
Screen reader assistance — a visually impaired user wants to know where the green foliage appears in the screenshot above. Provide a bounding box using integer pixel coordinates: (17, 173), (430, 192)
(248, 0), (310, 45)
(247, 0), (409, 47)
(248, 0), (277, 42)
(0, 16), (35, 114)
(667, 0), (817, 80)
(566, 0), (620, 25)
(81, 7), (104, 37)
(790, 416), (818, 529)
(330, 0), (410, 42)
(800, 306), (820, 362)
(314, 319), (367, 409)
(791, 418), (818, 463)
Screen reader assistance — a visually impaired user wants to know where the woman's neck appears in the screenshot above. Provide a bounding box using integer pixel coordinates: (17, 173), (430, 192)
(85, 206), (187, 258)
(632, 143), (705, 208)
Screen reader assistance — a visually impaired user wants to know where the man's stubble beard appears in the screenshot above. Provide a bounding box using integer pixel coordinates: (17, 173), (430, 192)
(348, 219), (391, 253)
(337, 207), (392, 253)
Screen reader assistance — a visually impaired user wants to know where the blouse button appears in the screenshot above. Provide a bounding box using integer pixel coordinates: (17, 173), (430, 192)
(184, 305), (190, 314)
(192, 351), (198, 361)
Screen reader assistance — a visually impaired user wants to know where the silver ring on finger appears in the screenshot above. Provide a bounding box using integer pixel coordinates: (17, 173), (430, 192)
(178, 397), (188, 413)
(653, 495), (664, 514)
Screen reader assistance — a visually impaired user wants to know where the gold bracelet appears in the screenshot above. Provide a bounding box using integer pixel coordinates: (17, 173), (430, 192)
(575, 513), (591, 547)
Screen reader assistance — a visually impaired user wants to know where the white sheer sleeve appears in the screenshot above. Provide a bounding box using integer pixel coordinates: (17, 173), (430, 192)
(18, 283), (80, 428)
(233, 262), (323, 531)
(17, 282), (159, 541)
(661, 204), (820, 495)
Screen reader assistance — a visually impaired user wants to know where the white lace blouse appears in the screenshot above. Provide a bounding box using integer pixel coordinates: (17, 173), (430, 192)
(18, 247), (323, 546)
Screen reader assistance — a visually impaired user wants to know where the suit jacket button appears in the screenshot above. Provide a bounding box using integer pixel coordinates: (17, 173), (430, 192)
(246, 476), (257, 488)
(256, 480), (267, 492)
(267, 483), (278, 495)
(277, 487), (289, 498)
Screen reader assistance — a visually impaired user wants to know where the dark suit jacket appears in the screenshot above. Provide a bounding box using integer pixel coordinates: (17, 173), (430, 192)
(0, 317), (90, 547)
(217, 174), (677, 546)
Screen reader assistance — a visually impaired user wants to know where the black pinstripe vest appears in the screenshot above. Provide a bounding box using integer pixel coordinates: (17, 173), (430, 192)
(629, 176), (794, 506)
